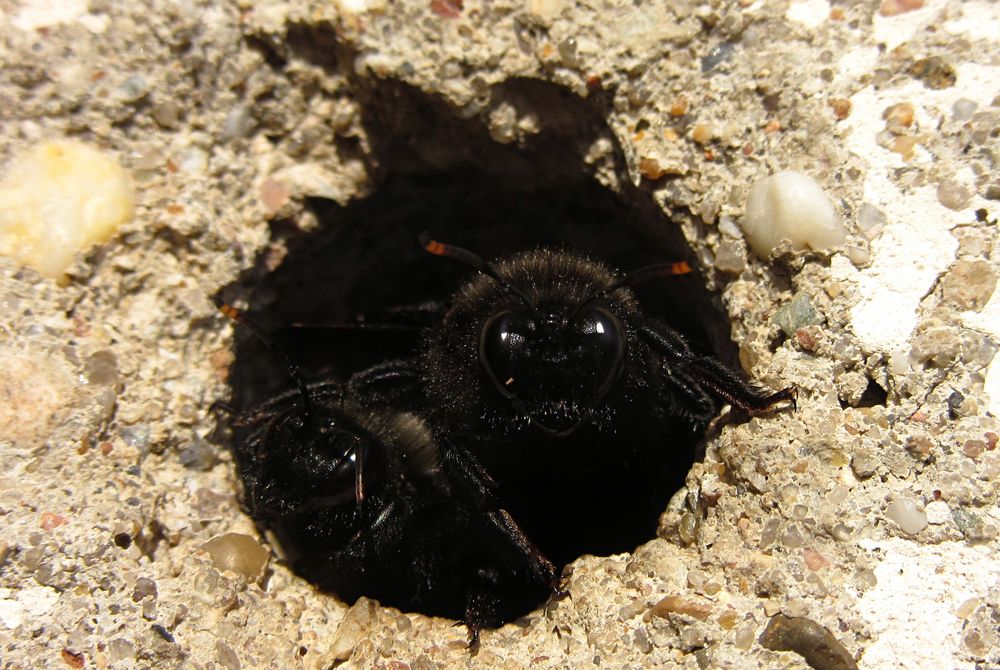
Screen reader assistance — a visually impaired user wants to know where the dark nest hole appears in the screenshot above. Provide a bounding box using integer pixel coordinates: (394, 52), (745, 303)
(220, 78), (741, 621)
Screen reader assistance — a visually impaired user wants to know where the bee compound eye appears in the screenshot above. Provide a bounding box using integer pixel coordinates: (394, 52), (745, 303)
(479, 310), (535, 399)
(574, 306), (625, 398)
(296, 431), (386, 509)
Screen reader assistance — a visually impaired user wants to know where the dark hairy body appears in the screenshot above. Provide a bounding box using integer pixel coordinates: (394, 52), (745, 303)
(222, 240), (794, 643)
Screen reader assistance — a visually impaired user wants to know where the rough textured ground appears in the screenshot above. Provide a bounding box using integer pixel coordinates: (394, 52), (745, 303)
(1, 0), (998, 668)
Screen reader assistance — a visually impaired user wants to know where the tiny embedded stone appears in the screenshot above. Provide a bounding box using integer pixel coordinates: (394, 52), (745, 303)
(201, 533), (270, 579)
(83, 350), (119, 386)
(829, 98), (851, 120)
(131, 577), (157, 602)
(952, 99), (977, 123)
(152, 100), (182, 129)
(772, 293), (821, 337)
(650, 595), (712, 621)
(714, 239), (746, 274)
(941, 259), (997, 310)
(909, 57), (956, 90)
(759, 614), (858, 670)
(691, 124), (714, 145)
(885, 498), (928, 535)
(937, 179), (972, 211)
(856, 203), (886, 240)
(741, 172), (846, 259)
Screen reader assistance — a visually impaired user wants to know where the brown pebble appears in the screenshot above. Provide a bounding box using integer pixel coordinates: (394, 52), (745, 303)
(670, 97), (688, 117)
(429, 0), (462, 18)
(795, 326), (822, 351)
(259, 177), (290, 217)
(803, 549), (831, 570)
(41, 512), (68, 531)
(638, 157), (667, 181)
(879, 0), (923, 16)
(985, 432), (998, 450)
(963, 440), (986, 459)
(829, 98), (852, 120)
(890, 136), (918, 159)
(909, 57), (956, 89)
(882, 102), (914, 132)
(691, 124), (713, 144)
(759, 614), (858, 670)
(650, 595), (713, 621)
(61, 650), (85, 669)
(764, 119), (781, 133)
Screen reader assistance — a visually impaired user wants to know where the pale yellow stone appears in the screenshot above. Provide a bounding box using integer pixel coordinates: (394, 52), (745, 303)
(0, 140), (134, 278)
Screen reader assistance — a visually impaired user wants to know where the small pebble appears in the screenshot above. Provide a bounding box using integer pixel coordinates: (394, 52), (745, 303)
(942, 259), (997, 310)
(856, 202), (886, 240)
(556, 38), (578, 67)
(117, 75), (150, 103)
(178, 439), (219, 471)
(201, 533), (269, 579)
(829, 98), (851, 120)
(909, 57), (956, 89)
(650, 595), (712, 621)
(691, 124), (714, 145)
(882, 102), (914, 133)
(772, 293), (821, 337)
(714, 240), (746, 274)
(222, 105), (255, 141)
(741, 172), (846, 258)
(131, 577), (157, 602)
(152, 100), (182, 129)
(952, 99), (978, 123)
(759, 614), (859, 670)
(701, 42), (735, 72)
(83, 350), (119, 385)
(937, 180), (972, 210)
(718, 216), (742, 238)
(885, 498), (928, 535)
(879, 0), (923, 15)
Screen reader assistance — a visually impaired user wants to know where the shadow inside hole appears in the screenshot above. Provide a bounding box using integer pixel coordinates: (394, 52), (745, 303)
(221, 81), (741, 624)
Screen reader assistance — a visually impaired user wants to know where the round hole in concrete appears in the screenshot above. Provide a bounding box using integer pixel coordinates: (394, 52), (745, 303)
(221, 78), (741, 622)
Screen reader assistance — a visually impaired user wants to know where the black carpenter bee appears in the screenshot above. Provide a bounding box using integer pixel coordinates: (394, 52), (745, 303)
(216, 235), (794, 643)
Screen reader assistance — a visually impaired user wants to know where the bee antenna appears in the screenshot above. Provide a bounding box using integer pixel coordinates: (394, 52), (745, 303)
(571, 260), (692, 319)
(212, 297), (313, 422)
(418, 232), (536, 310)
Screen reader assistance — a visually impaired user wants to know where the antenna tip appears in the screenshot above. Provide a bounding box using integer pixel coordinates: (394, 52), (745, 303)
(212, 297), (241, 321)
(418, 231), (448, 257)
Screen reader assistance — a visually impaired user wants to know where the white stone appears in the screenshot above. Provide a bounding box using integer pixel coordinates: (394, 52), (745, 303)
(0, 140), (135, 279)
(885, 498), (928, 536)
(741, 171), (845, 259)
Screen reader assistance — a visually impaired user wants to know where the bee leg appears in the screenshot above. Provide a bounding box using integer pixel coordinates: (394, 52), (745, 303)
(445, 446), (559, 590)
(461, 589), (501, 647)
(686, 355), (797, 414)
(640, 323), (796, 415)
